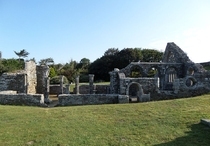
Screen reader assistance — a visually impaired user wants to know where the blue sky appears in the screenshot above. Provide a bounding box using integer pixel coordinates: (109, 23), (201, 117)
(0, 0), (210, 64)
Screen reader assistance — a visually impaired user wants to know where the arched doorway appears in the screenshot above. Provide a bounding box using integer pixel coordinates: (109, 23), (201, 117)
(126, 82), (143, 103)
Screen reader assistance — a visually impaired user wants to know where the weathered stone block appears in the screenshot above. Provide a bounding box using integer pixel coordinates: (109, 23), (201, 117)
(58, 94), (119, 106)
(118, 95), (129, 103)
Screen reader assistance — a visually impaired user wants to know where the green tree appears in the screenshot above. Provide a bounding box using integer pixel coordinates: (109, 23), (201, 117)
(88, 47), (163, 81)
(14, 49), (29, 60)
(104, 48), (119, 56)
(49, 67), (57, 78)
(0, 58), (24, 74)
(39, 58), (54, 65)
(59, 60), (79, 82)
(141, 49), (163, 62)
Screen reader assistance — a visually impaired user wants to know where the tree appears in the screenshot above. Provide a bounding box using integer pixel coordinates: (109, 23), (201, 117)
(141, 49), (163, 62)
(49, 67), (57, 78)
(88, 47), (163, 81)
(59, 60), (79, 82)
(76, 58), (90, 70)
(39, 58), (54, 65)
(14, 49), (29, 60)
(104, 48), (119, 56)
(115, 48), (143, 69)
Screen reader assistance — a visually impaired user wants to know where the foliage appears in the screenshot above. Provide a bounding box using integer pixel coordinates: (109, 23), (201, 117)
(0, 59), (24, 74)
(39, 58), (54, 65)
(0, 95), (210, 145)
(204, 66), (210, 71)
(59, 60), (79, 82)
(79, 74), (89, 82)
(104, 48), (119, 56)
(89, 48), (163, 81)
(49, 67), (57, 78)
(50, 75), (69, 84)
(14, 49), (29, 60)
(141, 49), (164, 62)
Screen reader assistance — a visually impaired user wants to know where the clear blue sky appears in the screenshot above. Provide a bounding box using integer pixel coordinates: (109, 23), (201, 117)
(0, 0), (210, 64)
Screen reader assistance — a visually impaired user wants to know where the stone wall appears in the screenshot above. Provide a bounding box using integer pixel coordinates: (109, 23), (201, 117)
(50, 84), (69, 95)
(119, 78), (158, 95)
(58, 94), (129, 106)
(75, 85), (109, 94)
(0, 73), (26, 93)
(0, 93), (46, 106)
(0, 60), (37, 94)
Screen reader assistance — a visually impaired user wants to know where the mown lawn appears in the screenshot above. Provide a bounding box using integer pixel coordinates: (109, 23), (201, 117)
(0, 94), (210, 146)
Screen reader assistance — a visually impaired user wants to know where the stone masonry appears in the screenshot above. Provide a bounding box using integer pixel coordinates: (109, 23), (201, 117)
(109, 42), (210, 101)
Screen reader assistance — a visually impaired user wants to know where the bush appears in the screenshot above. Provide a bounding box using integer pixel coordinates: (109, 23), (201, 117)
(0, 59), (24, 74)
(79, 74), (89, 82)
(50, 76), (69, 84)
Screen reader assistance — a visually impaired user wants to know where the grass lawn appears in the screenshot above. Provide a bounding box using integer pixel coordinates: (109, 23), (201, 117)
(0, 94), (210, 146)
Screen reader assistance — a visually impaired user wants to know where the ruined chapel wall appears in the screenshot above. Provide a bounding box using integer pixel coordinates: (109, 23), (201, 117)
(119, 78), (158, 95)
(0, 73), (26, 93)
(36, 65), (49, 94)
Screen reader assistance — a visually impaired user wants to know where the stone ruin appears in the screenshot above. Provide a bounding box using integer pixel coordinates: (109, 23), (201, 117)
(58, 42), (210, 106)
(0, 60), (50, 106)
(109, 42), (210, 101)
(0, 42), (210, 107)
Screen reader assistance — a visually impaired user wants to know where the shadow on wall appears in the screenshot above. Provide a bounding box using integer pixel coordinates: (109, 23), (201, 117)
(154, 123), (210, 146)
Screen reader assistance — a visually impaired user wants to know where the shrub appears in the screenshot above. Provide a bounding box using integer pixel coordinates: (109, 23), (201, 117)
(50, 76), (69, 84)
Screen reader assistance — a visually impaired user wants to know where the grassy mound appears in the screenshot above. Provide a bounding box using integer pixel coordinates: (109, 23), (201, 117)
(0, 94), (210, 145)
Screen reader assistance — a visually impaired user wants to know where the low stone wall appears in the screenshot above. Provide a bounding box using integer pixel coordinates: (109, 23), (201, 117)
(58, 94), (129, 106)
(0, 93), (47, 107)
(74, 85), (109, 94)
(50, 84), (69, 95)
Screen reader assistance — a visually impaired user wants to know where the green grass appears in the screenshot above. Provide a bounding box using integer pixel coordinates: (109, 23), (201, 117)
(0, 95), (210, 146)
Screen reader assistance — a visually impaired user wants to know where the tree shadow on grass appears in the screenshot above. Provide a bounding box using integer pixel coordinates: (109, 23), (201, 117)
(154, 123), (210, 146)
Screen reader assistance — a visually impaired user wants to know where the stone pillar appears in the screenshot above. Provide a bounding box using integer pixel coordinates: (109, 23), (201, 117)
(75, 76), (80, 94)
(109, 68), (120, 94)
(24, 74), (28, 94)
(89, 74), (94, 94)
(60, 75), (64, 94)
(44, 77), (51, 103)
(65, 84), (70, 94)
(36, 65), (49, 94)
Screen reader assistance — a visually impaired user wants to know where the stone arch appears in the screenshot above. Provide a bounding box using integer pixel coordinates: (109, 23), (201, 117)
(187, 66), (195, 75)
(165, 66), (178, 83)
(126, 82), (143, 102)
(186, 65), (199, 76)
(129, 65), (146, 78)
(164, 66), (178, 90)
(185, 76), (197, 88)
(147, 65), (160, 77)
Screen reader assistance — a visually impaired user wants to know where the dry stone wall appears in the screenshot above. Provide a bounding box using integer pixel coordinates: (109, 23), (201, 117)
(58, 94), (129, 106)
(75, 85), (109, 94)
(0, 73), (26, 93)
(0, 93), (46, 106)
